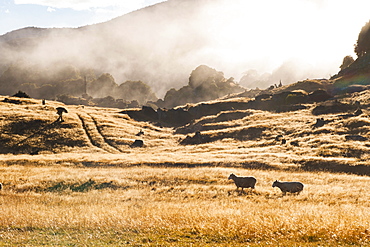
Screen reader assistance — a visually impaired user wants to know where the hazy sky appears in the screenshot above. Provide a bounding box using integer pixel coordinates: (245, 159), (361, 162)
(0, 0), (166, 35)
(1, 0), (370, 91)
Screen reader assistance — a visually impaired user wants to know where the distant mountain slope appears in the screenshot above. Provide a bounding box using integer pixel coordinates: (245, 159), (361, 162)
(2, 0), (368, 103)
(0, 27), (49, 43)
(0, 0), (227, 97)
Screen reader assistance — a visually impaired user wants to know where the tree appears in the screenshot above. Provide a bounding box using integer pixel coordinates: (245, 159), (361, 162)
(339, 55), (355, 70)
(115, 80), (157, 105)
(355, 20), (370, 57)
(188, 65), (224, 88)
(12, 91), (30, 98)
(88, 73), (117, 98)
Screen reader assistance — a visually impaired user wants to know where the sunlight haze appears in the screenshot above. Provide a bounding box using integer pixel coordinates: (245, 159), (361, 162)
(1, 0), (370, 92)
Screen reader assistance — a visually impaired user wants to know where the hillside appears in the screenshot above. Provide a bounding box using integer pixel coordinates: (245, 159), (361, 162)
(0, 0), (235, 98)
(0, 0), (347, 102)
(3, 2), (370, 245)
(331, 53), (370, 94)
(2, 83), (370, 246)
(1, 86), (370, 175)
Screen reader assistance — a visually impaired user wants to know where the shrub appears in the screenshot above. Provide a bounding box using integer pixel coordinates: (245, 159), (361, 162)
(12, 90), (30, 98)
(355, 20), (370, 57)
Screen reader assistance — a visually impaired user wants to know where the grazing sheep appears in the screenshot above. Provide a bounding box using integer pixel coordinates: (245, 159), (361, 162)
(272, 180), (304, 195)
(275, 134), (284, 141)
(131, 139), (144, 148)
(56, 107), (68, 122)
(290, 140), (299, 147)
(312, 118), (325, 128)
(228, 173), (256, 192)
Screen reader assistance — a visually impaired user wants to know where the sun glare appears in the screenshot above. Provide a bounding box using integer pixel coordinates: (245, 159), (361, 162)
(200, 0), (370, 79)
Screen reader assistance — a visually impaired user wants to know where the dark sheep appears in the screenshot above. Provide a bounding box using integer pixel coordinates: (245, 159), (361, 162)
(275, 134), (284, 141)
(228, 173), (256, 192)
(131, 139), (144, 148)
(312, 118), (325, 128)
(290, 141), (299, 146)
(56, 107), (68, 122)
(272, 180), (304, 195)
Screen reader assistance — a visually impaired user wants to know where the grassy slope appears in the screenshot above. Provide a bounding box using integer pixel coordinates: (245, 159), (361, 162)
(1, 92), (370, 246)
(1, 92), (369, 171)
(0, 166), (370, 246)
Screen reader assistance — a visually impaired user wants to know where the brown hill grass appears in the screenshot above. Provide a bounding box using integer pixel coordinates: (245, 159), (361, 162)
(1, 89), (370, 174)
(1, 91), (370, 245)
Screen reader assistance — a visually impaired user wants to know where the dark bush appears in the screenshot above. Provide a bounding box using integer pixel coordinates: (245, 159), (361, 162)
(355, 20), (370, 57)
(12, 90), (30, 98)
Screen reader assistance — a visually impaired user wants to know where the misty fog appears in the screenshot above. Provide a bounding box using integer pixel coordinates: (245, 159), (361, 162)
(0, 0), (368, 99)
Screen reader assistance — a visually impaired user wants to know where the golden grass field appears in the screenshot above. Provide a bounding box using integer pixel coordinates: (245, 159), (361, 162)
(0, 92), (370, 246)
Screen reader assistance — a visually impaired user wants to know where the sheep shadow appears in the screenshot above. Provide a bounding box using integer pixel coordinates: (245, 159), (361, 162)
(264, 193), (303, 199)
(227, 189), (259, 197)
(13, 120), (65, 145)
(227, 189), (304, 199)
(2, 119), (74, 154)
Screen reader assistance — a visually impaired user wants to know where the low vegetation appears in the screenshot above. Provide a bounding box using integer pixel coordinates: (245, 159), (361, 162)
(0, 165), (370, 246)
(1, 87), (370, 245)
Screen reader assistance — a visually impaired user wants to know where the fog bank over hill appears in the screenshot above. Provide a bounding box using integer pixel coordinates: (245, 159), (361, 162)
(1, 0), (369, 98)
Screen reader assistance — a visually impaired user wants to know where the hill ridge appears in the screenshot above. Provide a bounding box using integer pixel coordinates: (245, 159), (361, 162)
(1, 85), (370, 176)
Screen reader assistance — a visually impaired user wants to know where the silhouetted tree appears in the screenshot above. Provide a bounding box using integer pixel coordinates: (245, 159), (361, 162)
(161, 65), (244, 108)
(88, 73), (117, 98)
(115, 80), (157, 105)
(189, 65), (224, 88)
(12, 90), (30, 98)
(163, 88), (178, 107)
(355, 20), (370, 57)
(56, 94), (93, 106)
(92, 96), (116, 108)
(339, 55), (355, 70)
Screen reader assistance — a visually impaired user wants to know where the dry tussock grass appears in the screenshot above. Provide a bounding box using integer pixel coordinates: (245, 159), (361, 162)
(0, 165), (370, 245)
(1, 95), (369, 168)
(1, 93), (370, 245)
